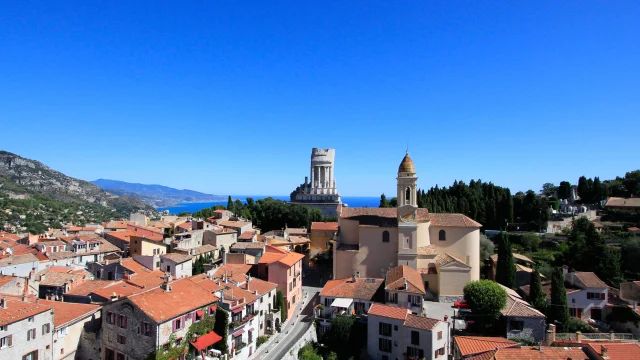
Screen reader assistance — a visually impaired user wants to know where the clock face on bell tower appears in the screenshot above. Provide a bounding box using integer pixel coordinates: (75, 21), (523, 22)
(398, 204), (416, 223)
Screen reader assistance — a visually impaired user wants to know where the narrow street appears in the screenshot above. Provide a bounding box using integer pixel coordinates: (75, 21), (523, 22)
(251, 286), (321, 360)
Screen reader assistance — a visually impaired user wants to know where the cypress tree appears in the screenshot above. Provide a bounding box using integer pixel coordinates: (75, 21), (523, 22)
(214, 308), (229, 353)
(548, 267), (570, 331)
(227, 196), (233, 212)
(528, 268), (546, 312)
(496, 233), (516, 289)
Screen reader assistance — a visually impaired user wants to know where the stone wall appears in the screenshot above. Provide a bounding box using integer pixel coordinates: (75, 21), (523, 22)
(506, 316), (545, 341)
(279, 322), (318, 360)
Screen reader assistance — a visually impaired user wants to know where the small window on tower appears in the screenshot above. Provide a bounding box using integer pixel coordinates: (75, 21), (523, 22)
(382, 231), (390, 243)
(439, 230), (446, 241)
(405, 187), (411, 202)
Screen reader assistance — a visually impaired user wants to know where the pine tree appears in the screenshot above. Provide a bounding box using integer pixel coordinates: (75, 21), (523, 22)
(495, 233), (516, 289)
(528, 268), (546, 312)
(548, 267), (570, 331)
(379, 194), (390, 208)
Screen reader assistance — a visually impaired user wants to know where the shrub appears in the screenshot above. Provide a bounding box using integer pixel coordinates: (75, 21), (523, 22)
(464, 280), (507, 329)
(256, 336), (269, 348)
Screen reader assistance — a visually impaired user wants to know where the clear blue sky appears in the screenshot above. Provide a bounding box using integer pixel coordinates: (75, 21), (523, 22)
(1, 1), (638, 197)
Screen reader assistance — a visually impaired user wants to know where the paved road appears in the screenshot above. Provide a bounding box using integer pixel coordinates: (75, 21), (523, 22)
(251, 286), (321, 360)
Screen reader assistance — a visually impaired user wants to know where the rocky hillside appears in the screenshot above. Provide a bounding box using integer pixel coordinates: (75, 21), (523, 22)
(92, 179), (225, 207)
(0, 151), (154, 232)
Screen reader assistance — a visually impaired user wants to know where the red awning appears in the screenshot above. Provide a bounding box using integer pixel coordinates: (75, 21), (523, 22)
(232, 307), (244, 314)
(196, 310), (203, 317)
(190, 331), (223, 351)
(210, 305), (217, 312)
(248, 328), (255, 332)
(232, 329), (245, 337)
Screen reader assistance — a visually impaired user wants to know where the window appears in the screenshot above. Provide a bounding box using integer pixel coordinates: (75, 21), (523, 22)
(23, 351), (38, 360)
(0, 335), (12, 349)
(117, 335), (126, 344)
(324, 231), (330, 236)
(42, 323), (50, 335)
(1, 324), (7, 331)
(140, 321), (151, 336)
(407, 347), (424, 358)
(438, 230), (446, 241)
(587, 292), (606, 300)
(405, 187), (411, 202)
(106, 312), (115, 325)
(382, 231), (390, 243)
(437, 331), (442, 340)
(324, 297), (332, 307)
(411, 330), (420, 345)
(57, 327), (68, 338)
(174, 318), (182, 331)
(435, 347), (446, 357)
(388, 292), (398, 304)
(408, 295), (421, 306)
(166, 265), (171, 272)
(105, 348), (115, 360)
(354, 302), (365, 312)
(117, 315), (127, 329)
(316, 232), (321, 236)
(509, 320), (524, 331)
(379, 322), (392, 337)
(570, 308), (580, 317)
(27, 328), (36, 341)
(28, 316), (34, 322)
(379, 338), (392, 353)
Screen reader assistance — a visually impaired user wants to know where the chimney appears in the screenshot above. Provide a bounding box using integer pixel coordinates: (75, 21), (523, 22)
(576, 331), (583, 343)
(161, 272), (172, 292)
(404, 279), (408, 290)
(123, 272), (131, 281)
(351, 274), (356, 283)
(21, 295), (27, 302)
(36, 299), (40, 305)
(110, 293), (118, 302)
(601, 345), (608, 358)
(0, 297), (6, 309)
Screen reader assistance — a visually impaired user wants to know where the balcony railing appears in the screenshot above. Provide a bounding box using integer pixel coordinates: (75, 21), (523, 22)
(230, 314), (254, 329)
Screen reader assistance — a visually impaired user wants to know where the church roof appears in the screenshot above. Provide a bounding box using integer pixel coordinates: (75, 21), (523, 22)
(398, 152), (416, 173)
(340, 207), (481, 228)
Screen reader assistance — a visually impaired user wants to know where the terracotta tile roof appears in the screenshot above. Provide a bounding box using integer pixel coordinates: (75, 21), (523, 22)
(189, 244), (217, 256)
(238, 231), (256, 240)
(341, 207), (430, 222)
(37, 271), (86, 287)
(219, 283), (260, 309)
(231, 242), (265, 250)
(628, 227), (640, 232)
(311, 222), (339, 231)
(491, 253), (535, 264)
(218, 220), (251, 228)
(586, 342), (640, 360)
(37, 299), (100, 327)
(605, 197), (640, 209)
(189, 275), (225, 293)
(64, 280), (117, 296)
(428, 213), (482, 228)
(90, 271), (167, 300)
(285, 228), (307, 235)
(0, 297), (52, 326)
(0, 275), (18, 287)
(46, 251), (78, 260)
(320, 277), (384, 301)
(435, 253), (470, 267)
(501, 292), (545, 318)
(573, 272), (608, 288)
(242, 277), (278, 296)
(265, 245), (288, 254)
(368, 303), (410, 320)
(104, 221), (131, 229)
(0, 231), (21, 242)
(453, 336), (519, 357)
(105, 230), (163, 243)
(258, 252), (287, 264)
(257, 248), (304, 267)
(0, 253), (40, 266)
(417, 244), (438, 255)
(403, 314), (441, 331)
(214, 264), (252, 282)
(467, 347), (588, 360)
(128, 278), (218, 323)
(386, 265), (426, 294)
(177, 222), (192, 231)
(277, 252), (305, 267)
(161, 252), (192, 263)
(519, 281), (580, 300)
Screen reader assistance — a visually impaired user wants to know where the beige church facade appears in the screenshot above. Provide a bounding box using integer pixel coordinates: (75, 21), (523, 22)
(332, 153), (481, 301)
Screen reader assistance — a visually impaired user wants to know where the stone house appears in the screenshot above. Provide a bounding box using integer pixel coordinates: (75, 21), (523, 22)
(499, 285), (545, 342)
(39, 299), (101, 360)
(203, 228), (237, 251)
(0, 296), (54, 360)
(104, 231), (163, 253)
(100, 276), (218, 360)
(367, 303), (448, 360)
(229, 242), (265, 260)
(160, 253), (193, 278)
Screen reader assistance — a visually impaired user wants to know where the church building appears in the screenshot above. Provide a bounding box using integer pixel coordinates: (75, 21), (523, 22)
(332, 152), (481, 301)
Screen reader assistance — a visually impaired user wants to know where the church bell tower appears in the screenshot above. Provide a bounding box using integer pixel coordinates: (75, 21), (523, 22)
(397, 152), (419, 267)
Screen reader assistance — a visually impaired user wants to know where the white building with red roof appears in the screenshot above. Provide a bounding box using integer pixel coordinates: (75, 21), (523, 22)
(333, 152), (481, 301)
(367, 303), (448, 360)
(0, 296), (53, 360)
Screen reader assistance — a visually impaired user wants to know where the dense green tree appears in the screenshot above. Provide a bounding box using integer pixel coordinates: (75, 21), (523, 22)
(479, 234), (495, 261)
(542, 183), (558, 197)
(621, 239), (640, 280)
(463, 280), (507, 330)
(379, 193), (390, 208)
(557, 181), (572, 200)
(298, 343), (322, 360)
(548, 268), (570, 331)
(324, 316), (359, 359)
(520, 233), (542, 252)
(227, 196), (233, 212)
(528, 268), (546, 312)
(214, 309), (229, 353)
(496, 233), (516, 289)
(277, 290), (287, 320)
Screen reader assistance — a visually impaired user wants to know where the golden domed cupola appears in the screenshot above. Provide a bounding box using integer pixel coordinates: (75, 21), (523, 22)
(398, 151), (416, 176)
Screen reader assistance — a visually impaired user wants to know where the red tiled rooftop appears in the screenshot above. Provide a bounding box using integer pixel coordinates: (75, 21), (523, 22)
(0, 298), (52, 326)
(368, 303), (409, 320)
(586, 342), (640, 360)
(454, 336), (519, 357)
(311, 222), (339, 231)
(403, 314), (441, 331)
(320, 277), (384, 301)
(468, 347), (588, 360)
(37, 299), (100, 327)
(386, 265), (426, 294)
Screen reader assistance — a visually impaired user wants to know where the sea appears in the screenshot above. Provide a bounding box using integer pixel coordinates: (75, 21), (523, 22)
(157, 195), (380, 214)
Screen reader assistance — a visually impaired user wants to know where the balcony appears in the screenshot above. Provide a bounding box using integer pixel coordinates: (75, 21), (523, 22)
(230, 313), (254, 330)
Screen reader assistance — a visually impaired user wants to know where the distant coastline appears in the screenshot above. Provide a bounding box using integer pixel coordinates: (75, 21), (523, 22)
(158, 195), (380, 214)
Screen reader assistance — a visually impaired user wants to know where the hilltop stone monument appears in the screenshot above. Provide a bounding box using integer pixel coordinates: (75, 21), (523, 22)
(290, 148), (341, 216)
